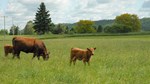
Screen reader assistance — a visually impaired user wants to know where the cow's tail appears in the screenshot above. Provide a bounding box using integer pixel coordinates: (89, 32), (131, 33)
(12, 37), (16, 46)
(70, 48), (74, 66)
(12, 37), (17, 56)
(70, 48), (74, 59)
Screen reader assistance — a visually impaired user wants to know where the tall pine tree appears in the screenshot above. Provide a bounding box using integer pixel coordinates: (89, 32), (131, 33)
(34, 2), (52, 35)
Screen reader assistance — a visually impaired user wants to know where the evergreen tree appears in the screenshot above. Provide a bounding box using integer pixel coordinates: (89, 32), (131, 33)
(9, 25), (20, 35)
(14, 26), (19, 35)
(65, 26), (69, 34)
(97, 25), (103, 32)
(34, 2), (52, 35)
(52, 24), (66, 34)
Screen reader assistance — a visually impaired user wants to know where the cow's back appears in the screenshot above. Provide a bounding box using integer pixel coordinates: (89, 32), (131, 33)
(12, 37), (35, 53)
(71, 48), (86, 54)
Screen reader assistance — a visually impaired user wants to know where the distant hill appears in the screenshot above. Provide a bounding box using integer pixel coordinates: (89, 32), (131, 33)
(63, 20), (115, 29)
(64, 18), (150, 31)
(94, 19), (114, 27)
(140, 18), (150, 31)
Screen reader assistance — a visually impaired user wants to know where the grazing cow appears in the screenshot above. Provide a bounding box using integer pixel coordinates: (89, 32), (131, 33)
(70, 47), (96, 66)
(12, 37), (50, 60)
(4, 44), (13, 56)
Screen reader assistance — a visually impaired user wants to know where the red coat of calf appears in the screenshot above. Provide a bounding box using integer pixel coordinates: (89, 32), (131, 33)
(70, 47), (96, 65)
(4, 44), (13, 56)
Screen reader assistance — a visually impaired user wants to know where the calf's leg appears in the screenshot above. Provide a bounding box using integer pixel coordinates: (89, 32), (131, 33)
(5, 52), (8, 56)
(72, 57), (77, 65)
(83, 58), (86, 65)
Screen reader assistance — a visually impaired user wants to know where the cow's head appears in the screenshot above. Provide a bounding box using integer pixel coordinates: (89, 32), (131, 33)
(43, 52), (50, 60)
(87, 48), (96, 56)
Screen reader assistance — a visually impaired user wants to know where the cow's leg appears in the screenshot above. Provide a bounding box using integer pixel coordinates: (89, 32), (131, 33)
(87, 61), (90, 66)
(12, 52), (17, 59)
(37, 56), (40, 60)
(32, 53), (36, 59)
(17, 51), (20, 59)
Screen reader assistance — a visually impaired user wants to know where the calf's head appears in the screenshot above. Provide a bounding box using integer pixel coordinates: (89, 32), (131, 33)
(87, 48), (96, 56)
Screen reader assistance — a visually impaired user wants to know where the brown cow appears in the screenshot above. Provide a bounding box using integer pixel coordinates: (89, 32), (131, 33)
(12, 37), (50, 60)
(4, 44), (13, 56)
(70, 47), (96, 66)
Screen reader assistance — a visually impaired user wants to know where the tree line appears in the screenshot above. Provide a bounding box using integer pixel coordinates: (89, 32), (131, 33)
(0, 2), (142, 35)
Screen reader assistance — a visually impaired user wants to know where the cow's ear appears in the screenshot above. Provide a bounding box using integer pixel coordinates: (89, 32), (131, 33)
(94, 47), (96, 50)
(87, 48), (90, 51)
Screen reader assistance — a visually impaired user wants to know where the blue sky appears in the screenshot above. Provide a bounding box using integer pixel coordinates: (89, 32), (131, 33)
(0, 0), (150, 30)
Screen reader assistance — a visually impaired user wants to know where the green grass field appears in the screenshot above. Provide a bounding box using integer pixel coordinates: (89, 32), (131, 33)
(0, 34), (150, 84)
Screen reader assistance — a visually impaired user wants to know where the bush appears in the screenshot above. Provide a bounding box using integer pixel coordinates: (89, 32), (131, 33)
(104, 24), (132, 33)
(0, 29), (8, 35)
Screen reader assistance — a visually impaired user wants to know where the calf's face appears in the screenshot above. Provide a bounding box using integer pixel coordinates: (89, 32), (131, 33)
(87, 48), (96, 56)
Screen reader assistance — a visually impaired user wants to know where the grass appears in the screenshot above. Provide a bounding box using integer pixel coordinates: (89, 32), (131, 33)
(0, 34), (150, 83)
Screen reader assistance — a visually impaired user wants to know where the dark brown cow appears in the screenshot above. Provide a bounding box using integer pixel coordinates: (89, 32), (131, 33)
(4, 44), (13, 56)
(70, 47), (96, 66)
(12, 37), (50, 60)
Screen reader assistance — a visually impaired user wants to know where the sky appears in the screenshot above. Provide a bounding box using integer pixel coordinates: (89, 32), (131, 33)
(0, 0), (150, 30)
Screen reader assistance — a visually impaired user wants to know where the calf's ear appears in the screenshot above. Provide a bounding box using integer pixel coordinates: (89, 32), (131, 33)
(87, 48), (90, 51)
(94, 47), (96, 50)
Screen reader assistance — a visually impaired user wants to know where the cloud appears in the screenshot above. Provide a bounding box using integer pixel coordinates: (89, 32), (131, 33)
(142, 0), (150, 8)
(0, 0), (149, 30)
(140, 0), (150, 17)
(141, 0), (150, 13)
(4, 0), (72, 29)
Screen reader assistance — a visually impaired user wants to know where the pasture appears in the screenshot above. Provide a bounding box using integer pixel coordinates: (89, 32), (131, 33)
(0, 34), (150, 83)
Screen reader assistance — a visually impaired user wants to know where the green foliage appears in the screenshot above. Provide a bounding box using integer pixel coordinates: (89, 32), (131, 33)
(115, 13), (141, 32)
(97, 25), (103, 32)
(64, 18), (150, 32)
(104, 24), (132, 33)
(68, 27), (76, 34)
(9, 25), (20, 35)
(24, 21), (35, 35)
(0, 29), (8, 35)
(65, 26), (69, 34)
(33, 2), (53, 35)
(52, 24), (66, 34)
(75, 20), (96, 33)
